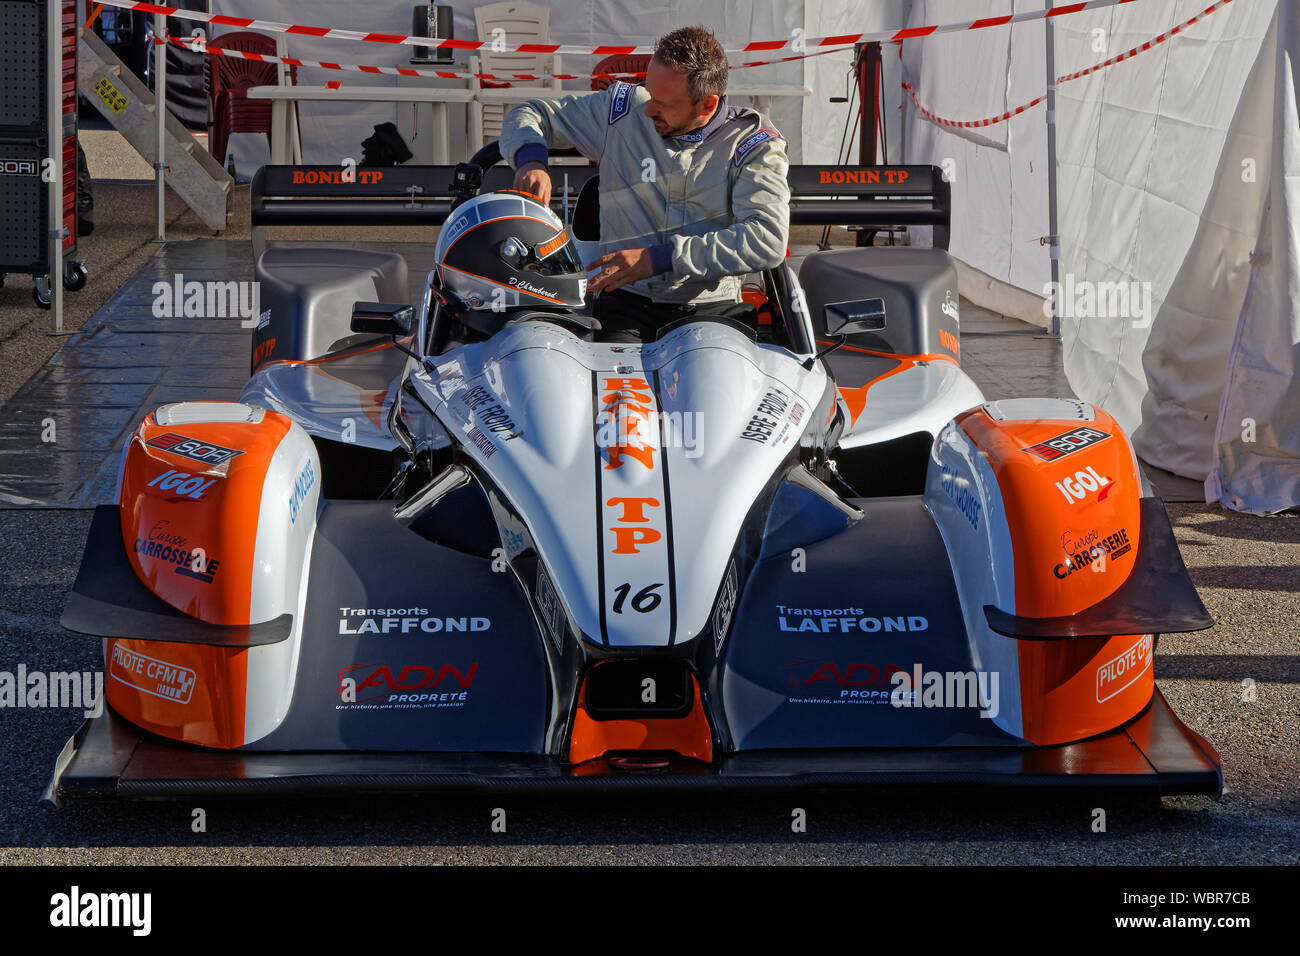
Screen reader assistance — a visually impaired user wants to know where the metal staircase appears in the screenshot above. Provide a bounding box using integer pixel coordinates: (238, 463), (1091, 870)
(77, 27), (230, 231)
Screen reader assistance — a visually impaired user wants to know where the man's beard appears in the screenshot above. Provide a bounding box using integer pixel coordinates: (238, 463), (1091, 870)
(655, 100), (719, 138)
(654, 116), (696, 137)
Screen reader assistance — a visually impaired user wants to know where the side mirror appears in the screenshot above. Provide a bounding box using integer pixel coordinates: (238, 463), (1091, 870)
(825, 298), (886, 336)
(351, 301), (414, 336)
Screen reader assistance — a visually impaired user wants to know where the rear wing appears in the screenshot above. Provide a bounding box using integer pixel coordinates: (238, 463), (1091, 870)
(251, 162), (951, 253)
(249, 163), (599, 256)
(787, 165), (951, 249)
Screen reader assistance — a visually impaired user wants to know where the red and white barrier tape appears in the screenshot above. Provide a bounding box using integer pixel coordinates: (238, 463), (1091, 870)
(157, 33), (849, 82)
(904, 0), (1234, 129)
(103, 0), (1143, 56)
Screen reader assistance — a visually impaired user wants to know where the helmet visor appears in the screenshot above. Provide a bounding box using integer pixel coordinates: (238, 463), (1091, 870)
(501, 230), (583, 278)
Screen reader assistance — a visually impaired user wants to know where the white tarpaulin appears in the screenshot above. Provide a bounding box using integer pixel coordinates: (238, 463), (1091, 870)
(900, 0), (1294, 511)
(1058, 0), (1278, 474)
(1205, 0), (1300, 514)
(801, 1), (905, 167)
(901, 0), (1049, 298)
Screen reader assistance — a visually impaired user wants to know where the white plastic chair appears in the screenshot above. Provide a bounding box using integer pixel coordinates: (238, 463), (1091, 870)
(468, 2), (564, 151)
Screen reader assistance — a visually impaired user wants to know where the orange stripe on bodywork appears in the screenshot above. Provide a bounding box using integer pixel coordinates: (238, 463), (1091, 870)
(271, 339), (402, 366)
(267, 339), (408, 429)
(568, 673), (713, 764)
(823, 342), (958, 428)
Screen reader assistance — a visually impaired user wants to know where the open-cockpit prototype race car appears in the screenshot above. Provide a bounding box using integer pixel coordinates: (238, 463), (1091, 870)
(46, 145), (1222, 803)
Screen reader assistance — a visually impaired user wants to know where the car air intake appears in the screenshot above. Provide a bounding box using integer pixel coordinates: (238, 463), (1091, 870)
(584, 659), (694, 720)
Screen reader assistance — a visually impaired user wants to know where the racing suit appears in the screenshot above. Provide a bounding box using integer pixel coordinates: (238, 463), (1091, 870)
(499, 82), (790, 336)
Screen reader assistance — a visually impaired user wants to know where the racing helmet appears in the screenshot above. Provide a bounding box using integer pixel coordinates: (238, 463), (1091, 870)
(434, 190), (587, 311)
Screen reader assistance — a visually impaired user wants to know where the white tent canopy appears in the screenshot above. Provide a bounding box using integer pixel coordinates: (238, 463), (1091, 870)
(897, 0), (1293, 513)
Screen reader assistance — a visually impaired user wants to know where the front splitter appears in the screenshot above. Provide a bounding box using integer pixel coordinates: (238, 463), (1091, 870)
(45, 686), (1221, 805)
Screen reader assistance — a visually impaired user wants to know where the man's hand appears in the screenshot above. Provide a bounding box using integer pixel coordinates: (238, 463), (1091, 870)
(513, 161), (552, 205)
(587, 249), (654, 294)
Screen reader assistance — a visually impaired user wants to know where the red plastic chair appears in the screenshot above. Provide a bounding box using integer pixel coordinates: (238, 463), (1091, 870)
(590, 54), (650, 91)
(205, 31), (298, 166)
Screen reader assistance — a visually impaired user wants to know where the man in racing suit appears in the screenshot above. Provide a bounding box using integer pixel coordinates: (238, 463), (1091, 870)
(500, 25), (790, 341)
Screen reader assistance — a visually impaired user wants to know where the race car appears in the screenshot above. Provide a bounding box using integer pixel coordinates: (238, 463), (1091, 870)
(45, 146), (1221, 803)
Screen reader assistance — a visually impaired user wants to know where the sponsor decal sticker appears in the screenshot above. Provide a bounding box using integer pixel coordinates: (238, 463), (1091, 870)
(1054, 525), (1132, 578)
(290, 167), (384, 185)
(134, 533), (222, 583)
(608, 81), (633, 124)
(146, 432), (244, 465)
(713, 559), (739, 653)
(784, 658), (910, 704)
(466, 425), (497, 458)
(1096, 635), (1153, 703)
(1022, 426), (1110, 462)
(460, 384), (522, 440)
(1055, 465), (1114, 505)
(110, 644), (196, 704)
(535, 565), (565, 652)
(776, 605), (929, 634)
(740, 387), (790, 444)
(253, 336), (277, 366)
(817, 168), (910, 185)
(337, 607), (491, 636)
(606, 496), (661, 555)
(145, 469), (217, 501)
(939, 328), (961, 359)
(536, 230), (569, 259)
(508, 275), (560, 300)
(337, 662), (477, 708)
(93, 75), (129, 113)
(0, 159), (38, 176)
(939, 464), (981, 531)
(941, 289), (960, 322)
(599, 377), (656, 471)
(441, 211), (473, 248)
(287, 458), (316, 525)
(734, 128), (776, 167)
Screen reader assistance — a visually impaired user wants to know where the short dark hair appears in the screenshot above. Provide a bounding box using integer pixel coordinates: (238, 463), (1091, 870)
(652, 26), (728, 103)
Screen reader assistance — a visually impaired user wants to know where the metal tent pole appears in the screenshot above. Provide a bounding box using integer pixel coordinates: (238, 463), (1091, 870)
(154, 11), (166, 241)
(1045, 1), (1062, 337)
(47, 0), (64, 331)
